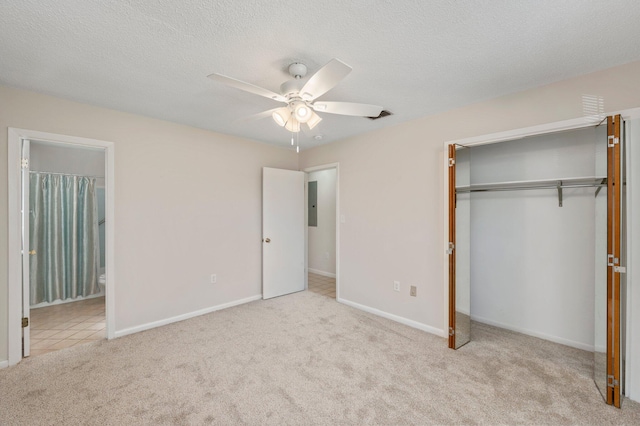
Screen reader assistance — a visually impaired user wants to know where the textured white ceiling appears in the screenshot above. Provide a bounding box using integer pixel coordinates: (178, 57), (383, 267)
(2, 1), (640, 150)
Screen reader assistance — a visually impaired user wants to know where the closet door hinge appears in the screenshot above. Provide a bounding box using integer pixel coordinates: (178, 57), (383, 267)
(447, 242), (455, 255)
(22, 317), (29, 328)
(607, 254), (618, 266)
(607, 135), (619, 147)
(448, 158), (455, 167)
(449, 327), (455, 336)
(21, 158), (29, 169)
(607, 375), (619, 388)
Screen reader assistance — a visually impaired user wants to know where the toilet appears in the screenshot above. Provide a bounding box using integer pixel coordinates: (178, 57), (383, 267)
(98, 267), (106, 292)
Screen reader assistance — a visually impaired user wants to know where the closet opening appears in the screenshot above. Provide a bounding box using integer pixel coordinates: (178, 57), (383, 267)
(446, 115), (626, 407)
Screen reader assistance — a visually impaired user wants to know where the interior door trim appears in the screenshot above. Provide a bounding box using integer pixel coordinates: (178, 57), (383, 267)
(20, 139), (31, 358)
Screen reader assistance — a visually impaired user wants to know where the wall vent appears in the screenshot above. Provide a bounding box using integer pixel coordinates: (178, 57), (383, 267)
(367, 110), (392, 120)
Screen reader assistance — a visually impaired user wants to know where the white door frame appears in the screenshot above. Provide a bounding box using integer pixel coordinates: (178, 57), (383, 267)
(7, 128), (116, 366)
(441, 108), (640, 399)
(303, 163), (340, 300)
(20, 139), (31, 357)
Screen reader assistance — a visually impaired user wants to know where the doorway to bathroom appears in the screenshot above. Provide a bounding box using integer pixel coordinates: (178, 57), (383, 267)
(22, 140), (106, 356)
(305, 164), (339, 300)
(25, 141), (107, 357)
(7, 128), (115, 366)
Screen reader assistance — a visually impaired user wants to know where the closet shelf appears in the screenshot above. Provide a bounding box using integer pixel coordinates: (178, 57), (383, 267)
(456, 176), (607, 207)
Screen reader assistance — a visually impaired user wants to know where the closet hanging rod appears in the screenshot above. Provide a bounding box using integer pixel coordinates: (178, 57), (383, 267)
(456, 182), (606, 193)
(456, 177), (607, 207)
(29, 170), (105, 179)
(456, 177), (607, 193)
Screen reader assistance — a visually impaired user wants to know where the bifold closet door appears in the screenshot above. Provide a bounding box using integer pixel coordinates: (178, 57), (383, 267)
(594, 115), (622, 407)
(448, 144), (471, 349)
(607, 114), (622, 407)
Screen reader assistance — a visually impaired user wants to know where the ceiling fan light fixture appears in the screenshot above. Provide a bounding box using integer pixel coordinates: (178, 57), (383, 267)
(292, 101), (311, 123)
(272, 108), (290, 127)
(306, 112), (322, 130)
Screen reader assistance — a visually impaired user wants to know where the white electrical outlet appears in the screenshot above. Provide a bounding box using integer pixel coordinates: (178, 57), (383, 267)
(393, 281), (400, 292)
(210, 274), (217, 284)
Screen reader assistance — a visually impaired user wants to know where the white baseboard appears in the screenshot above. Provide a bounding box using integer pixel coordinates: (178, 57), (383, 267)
(0, 360), (8, 369)
(114, 294), (262, 338)
(471, 314), (594, 352)
(308, 268), (336, 278)
(337, 297), (446, 338)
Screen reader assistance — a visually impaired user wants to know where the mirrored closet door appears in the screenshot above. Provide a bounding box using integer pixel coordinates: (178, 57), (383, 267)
(448, 144), (471, 349)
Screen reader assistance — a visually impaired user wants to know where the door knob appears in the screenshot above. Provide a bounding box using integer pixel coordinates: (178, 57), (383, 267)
(264, 238), (271, 243)
(29, 250), (37, 255)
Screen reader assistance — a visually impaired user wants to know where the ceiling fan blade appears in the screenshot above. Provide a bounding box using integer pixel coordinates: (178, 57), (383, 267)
(234, 108), (281, 123)
(312, 101), (383, 117)
(208, 73), (287, 103)
(299, 59), (352, 101)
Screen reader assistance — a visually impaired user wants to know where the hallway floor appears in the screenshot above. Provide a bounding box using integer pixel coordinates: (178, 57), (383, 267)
(307, 272), (336, 298)
(29, 296), (106, 357)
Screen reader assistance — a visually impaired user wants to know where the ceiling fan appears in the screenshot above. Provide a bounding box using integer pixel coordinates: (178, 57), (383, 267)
(207, 58), (383, 135)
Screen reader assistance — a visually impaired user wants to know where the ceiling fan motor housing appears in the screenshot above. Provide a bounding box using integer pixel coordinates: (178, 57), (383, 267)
(280, 79), (303, 98)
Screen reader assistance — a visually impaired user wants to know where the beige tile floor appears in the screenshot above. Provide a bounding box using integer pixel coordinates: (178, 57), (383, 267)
(308, 272), (336, 298)
(29, 296), (105, 357)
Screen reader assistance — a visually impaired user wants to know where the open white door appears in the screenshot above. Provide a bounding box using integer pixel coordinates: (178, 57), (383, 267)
(21, 138), (31, 357)
(262, 167), (305, 299)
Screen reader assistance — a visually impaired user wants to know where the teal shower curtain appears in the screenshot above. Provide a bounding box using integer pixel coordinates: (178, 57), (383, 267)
(29, 173), (100, 304)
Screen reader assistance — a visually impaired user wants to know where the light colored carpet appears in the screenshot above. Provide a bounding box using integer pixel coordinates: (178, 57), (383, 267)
(1, 291), (639, 425)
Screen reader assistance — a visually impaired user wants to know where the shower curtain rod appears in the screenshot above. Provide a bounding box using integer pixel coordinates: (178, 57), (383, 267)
(29, 170), (105, 179)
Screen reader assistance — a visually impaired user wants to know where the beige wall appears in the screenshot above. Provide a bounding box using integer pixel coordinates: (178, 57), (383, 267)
(299, 60), (640, 334)
(0, 86), (298, 361)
